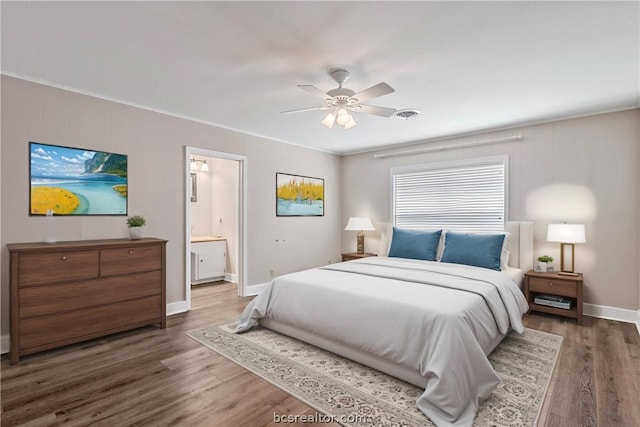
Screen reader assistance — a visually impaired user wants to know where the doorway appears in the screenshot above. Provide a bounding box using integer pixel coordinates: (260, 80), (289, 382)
(185, 146), (248, 310)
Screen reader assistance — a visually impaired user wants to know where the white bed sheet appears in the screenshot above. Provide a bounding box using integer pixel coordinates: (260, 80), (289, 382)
(237, 257), (528, 426)
(504, 266), (524, 288)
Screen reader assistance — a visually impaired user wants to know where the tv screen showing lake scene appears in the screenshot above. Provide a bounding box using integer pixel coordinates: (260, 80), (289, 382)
(30, 142), (128, 216)
(276, 173), (324, 216)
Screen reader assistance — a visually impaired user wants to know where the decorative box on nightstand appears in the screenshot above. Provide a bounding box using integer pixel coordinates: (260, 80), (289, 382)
(341, 252), (376, 262)
(524, 270), (584, 325)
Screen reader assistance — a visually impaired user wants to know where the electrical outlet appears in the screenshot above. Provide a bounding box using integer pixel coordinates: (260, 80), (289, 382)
(269, 269), (275, 278)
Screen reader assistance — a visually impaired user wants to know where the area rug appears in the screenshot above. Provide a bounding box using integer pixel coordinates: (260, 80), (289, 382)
(187, 322), (562, 426)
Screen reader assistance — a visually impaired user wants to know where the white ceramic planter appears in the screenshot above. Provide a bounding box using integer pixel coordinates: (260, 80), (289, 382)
(129, 226), (143, 240)
(534, 262), (547, 272)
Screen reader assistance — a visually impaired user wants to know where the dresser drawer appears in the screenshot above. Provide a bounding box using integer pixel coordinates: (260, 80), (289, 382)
(528, 277), (577, 297)
(101, 245), (161, 276)
(19, 295), (162, 352)
(19, 271), (162, 318)
(19, 251), (99, 286)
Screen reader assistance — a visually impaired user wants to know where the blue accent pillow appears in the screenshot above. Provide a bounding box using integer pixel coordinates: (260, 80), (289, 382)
(440, 231), (505, 271)
(388, 228), (442, 261)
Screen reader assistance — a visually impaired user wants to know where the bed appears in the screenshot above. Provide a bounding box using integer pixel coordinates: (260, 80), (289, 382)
(237, 221), (533, 427)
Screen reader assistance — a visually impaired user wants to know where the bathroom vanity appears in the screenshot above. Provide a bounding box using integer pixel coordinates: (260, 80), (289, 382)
(191, 237), (226, 283)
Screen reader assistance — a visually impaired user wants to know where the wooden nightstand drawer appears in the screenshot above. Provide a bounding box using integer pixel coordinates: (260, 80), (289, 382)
(528, 277), (577, 297)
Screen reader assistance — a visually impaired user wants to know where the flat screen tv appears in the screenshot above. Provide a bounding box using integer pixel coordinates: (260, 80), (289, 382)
(29, 142), (128, 216)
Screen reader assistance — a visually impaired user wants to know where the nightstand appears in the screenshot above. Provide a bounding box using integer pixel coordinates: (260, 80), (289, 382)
(341, 252), (376, 262)
(524, 270), (583, 325)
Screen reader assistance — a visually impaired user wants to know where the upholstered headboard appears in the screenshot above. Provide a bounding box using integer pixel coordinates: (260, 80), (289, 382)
(505, 221), (534, 271)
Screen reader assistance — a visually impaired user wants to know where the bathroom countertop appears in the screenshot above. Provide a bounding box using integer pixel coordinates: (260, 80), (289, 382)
(191, 236), (226, 243)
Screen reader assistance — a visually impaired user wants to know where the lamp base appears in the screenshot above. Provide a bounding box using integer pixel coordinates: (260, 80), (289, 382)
(356, 233), (365, 254)
(559, 242), (576, 273)
(557, 271), (579, 276)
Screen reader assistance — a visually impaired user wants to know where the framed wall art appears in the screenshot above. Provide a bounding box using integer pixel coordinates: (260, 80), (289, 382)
(276, 173), (324, 217)
(29, 142), (128, 216)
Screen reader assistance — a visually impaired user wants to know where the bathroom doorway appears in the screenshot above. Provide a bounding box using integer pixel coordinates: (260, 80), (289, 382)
(185, 147), (247, 310)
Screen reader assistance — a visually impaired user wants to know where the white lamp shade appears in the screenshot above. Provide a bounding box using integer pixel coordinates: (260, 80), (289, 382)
(344, 217), (375, 231)
(200, 160), (209, 172)
(321, 112), (336, 128)
(344, 115), (357, 129)
(547, 224), (586, 243)
(336, 108), (350, 126)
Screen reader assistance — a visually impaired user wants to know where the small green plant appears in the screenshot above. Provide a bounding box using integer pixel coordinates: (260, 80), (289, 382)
(127, 215), (146, 227)
(537, 255), (553, 263)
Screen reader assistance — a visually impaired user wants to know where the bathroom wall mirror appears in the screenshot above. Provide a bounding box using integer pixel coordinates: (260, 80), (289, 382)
(190, 173), (197, 202)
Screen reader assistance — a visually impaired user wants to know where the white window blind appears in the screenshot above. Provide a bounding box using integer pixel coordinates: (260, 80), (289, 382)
(392, 156), (507, 232)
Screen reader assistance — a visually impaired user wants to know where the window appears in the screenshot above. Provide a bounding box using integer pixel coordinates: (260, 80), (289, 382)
(391, 156), (507, 232)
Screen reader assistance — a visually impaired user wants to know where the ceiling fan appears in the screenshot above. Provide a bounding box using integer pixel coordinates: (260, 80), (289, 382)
(282, 69), (397, 129)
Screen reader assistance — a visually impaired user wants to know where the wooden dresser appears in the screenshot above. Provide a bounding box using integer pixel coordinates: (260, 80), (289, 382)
(8, 238), (167, 364)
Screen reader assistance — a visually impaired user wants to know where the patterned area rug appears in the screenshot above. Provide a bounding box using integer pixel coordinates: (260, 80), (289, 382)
(187, 322), (562, 427)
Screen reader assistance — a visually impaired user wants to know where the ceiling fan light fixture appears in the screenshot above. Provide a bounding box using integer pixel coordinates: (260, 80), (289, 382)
(335, 108), (351, 126)
(344, 115), (357, 129)
(321, 112), (336, 128)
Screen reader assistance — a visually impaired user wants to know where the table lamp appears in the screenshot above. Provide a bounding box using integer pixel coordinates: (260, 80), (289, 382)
(547, 223), (586, 275)
(344, 217), (375, 254)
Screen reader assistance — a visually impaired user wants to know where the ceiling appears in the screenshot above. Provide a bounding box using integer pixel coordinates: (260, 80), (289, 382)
(2, 1), (638, 155)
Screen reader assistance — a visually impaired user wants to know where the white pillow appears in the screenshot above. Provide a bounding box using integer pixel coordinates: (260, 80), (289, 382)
(377, 223), (393, 256)
(436, 230), (446, 261)
(500, 232), (511, 270)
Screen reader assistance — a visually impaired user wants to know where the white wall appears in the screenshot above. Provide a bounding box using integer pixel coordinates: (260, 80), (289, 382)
(0, 76), (343, 337)
(342, 109), (640, 312)
(210, 157), (239, 274)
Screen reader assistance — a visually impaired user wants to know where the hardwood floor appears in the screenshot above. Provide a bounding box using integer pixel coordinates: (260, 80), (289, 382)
(2, 282), (639, 426)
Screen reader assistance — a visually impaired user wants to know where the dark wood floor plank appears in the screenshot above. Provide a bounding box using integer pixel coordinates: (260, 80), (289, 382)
(1, 282), (638, 427)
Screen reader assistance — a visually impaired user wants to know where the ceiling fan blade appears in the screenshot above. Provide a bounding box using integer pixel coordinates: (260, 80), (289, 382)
(298, 85), (331, 100)
(353, 82), (395, 102)
(281, 106), (330, 114)
(356, 104), (397, 117)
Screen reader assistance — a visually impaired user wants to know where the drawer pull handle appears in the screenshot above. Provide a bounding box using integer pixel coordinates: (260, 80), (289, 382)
(548, 282), (553, 286)
(61, 256), (67, 260)
(129, 250), (134, 254)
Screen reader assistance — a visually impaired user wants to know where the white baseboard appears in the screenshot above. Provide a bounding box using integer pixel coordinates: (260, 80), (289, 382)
(225, 273), (237, 283)
(1, 335), (9, 355)
(167, 300), (189, 316)
(583, 303), (640, 333)
(191, 276), (225, 286)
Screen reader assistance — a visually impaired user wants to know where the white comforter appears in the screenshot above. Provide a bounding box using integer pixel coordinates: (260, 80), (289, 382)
(237, 257), (529, 427)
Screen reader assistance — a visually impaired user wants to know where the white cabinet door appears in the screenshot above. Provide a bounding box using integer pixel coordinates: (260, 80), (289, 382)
(193, 241), (226, 280)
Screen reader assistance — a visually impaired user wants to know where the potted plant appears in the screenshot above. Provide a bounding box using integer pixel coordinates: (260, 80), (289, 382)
(536, 255), (553, 272)
(127, 215), (146, 240)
